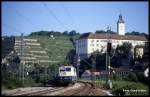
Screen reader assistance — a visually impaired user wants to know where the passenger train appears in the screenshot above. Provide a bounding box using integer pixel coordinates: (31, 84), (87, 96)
(58, 65), (77, 85)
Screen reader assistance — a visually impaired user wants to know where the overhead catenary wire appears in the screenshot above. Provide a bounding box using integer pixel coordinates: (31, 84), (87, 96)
(16, 8), (52, 32)
(14, 9), (40, 30)
(61, 4), (79, 31)
(13, 7), (53, 34)
(3, 8), (39, 36)
(3, 23), (22, 36)
(42, 2), (68, 31)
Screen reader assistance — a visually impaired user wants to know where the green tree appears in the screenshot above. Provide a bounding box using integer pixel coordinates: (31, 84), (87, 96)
(69, 30), (76, 36)
(62, 31), (68, 35)
(95, 30), (106, 34)
(66, 49), (76, 64)
(124, 72), (138, 82)
(95, 30), (116, 34)
(136, 72), (149, 85)
(111, 42), (134, 67)
(125, 31), (148, 39)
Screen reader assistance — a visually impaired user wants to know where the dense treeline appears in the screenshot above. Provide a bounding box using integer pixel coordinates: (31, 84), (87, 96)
(29, 30), (80, 37)
(95, 30), (148, 39)
(28, 30), (148, 39)
(95, 30), (116, 34)
(125, 31), (148, 39)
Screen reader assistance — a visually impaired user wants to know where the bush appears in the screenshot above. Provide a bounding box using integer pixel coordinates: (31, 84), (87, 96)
(136, 72), (149, 85)
(124, 72), (138, 82)
(112, 74), (124, 81)
(34, 74), (50, 83)
(2, 71), (36, 89)
(22, 77), (36, 87)
(2, 77), (22, 89)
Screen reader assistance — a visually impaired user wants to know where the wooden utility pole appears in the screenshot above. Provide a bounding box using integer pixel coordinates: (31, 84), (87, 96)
(91, 56), (96, 88)
(77, 54), (80, 78)
(20, 33), (24, 85)
(106, 26), (112, 89)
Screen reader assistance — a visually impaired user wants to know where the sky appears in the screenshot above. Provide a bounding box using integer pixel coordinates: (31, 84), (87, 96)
(2, 1), (149, 36)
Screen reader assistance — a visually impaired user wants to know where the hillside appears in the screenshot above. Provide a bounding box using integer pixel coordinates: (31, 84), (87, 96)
(27, 35), (80, 65)
(2, 35), (80, 65)
(14, 37), (50, 65)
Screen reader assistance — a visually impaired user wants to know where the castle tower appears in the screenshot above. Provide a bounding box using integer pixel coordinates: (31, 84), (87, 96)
(117, 14), (125, 35)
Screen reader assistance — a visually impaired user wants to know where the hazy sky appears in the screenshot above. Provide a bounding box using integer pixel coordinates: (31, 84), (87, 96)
(2, 1), (148, 36)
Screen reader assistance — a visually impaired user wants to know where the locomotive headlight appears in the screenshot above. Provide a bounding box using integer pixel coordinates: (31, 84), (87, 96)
(62, 72), (66, 75)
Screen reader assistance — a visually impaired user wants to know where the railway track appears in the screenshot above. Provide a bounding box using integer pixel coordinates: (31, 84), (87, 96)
(3, 81), (107, 96)
(16, 87), (64, 96)
(61, 81), (95, 96)
(73, 82), (94, 95)
(3, 83), (78, 96)
(3, 87), (63, 96)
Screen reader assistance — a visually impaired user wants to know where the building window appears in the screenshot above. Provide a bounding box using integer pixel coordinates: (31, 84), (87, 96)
(91, 40), (94, 42)
(91, 44), (94, 46)
(97, 40), (99, 42)
(97, 44), (99, 46)
(92, 48), (94, 51)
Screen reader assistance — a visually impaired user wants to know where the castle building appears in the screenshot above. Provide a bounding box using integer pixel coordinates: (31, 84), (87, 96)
(76, 14), (148, 58)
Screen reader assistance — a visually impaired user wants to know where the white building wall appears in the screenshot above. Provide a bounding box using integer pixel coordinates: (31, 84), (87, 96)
(76, 39), (88, 55)
(117, 23), (125, 35)
(76, 38), (146, 58)
(87, 39), (108, 54)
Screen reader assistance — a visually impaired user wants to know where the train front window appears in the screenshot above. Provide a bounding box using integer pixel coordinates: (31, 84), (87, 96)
(65, 67), (71, 71)
(60, 69), (65, 72)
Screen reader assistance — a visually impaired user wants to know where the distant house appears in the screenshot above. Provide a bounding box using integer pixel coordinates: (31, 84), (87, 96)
(81, 70), (112, 80)
(81, 70), (102, 79)
(113, 67), (131, 77)
(99, 70), (111, 80)
(50, 35), (55, 39)
(81, 70), (91, 80)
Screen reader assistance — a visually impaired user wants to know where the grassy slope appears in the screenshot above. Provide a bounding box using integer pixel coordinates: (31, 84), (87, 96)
(27, 35), (80, 65)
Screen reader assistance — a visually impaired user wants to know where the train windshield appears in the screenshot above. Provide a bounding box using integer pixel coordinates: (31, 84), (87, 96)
(65, 67), (71, 71)
(60, 69), (65, 72)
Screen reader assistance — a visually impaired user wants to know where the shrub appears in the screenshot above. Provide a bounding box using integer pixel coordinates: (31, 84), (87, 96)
(124, 72), (138, 82)
(136, 72), (149, 85)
